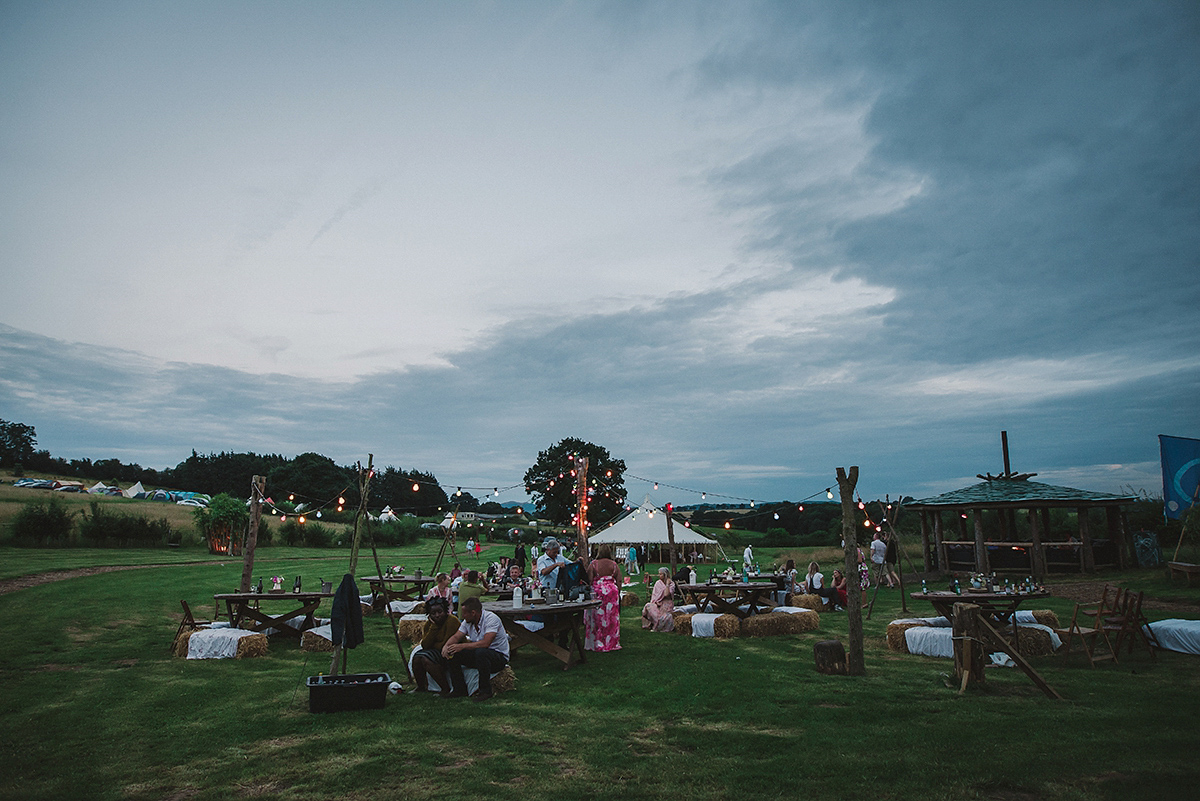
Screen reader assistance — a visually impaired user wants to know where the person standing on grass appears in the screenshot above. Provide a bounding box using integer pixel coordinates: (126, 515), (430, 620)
(441, 596), (509, 701)
(411, 597), (458, 693)
(870, 532), (891, 587)
(743, 543), (753, 569)
(626, 544), (640, 575)
(466, 537), (475, 558)
(584, 545), (622, 651)
(883, 531), (900, 589)
(536, 538), (569, 590)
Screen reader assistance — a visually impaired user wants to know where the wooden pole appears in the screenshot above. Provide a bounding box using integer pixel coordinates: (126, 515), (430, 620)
(239, 475), (266, 593)
(666, 505), (678, 576)
(366, 511), (413, 681)
(973, 508), (989, 574)
(836, 466), (865, 676)
(919, 511), (932, 573)
(1028, 507), (1047, 581)
(952, 603), (987, 691)
(1078, 506), (1096, 573)
(576, 456), (589, 564)
(348, 455), (374, 577)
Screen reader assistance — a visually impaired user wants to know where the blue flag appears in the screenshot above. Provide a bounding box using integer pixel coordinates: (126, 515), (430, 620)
(1160, 434), (1200, 520)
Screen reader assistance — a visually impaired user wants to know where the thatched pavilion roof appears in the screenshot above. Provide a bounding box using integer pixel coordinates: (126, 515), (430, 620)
(909, 479), (1136, 510)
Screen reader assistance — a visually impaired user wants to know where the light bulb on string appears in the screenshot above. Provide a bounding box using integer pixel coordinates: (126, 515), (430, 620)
(298, 515), (306, 524)
(826, 489), (834, 499)
(493, 488), (499, 496)
(654, 482), (659, 490)
(857, 501), (865, 510)
(315, 511), (322, 519)
(750, 500), (755, 507)
(280, 515), (287, 522)
(863, 520), (871, 528)
(288, 494), (294, 501)
(606, 470), (612, 478)
(338, 497), (345, 505)
(798, 505), (805, 512)
(456, 488), (462, 497)
(724, 521), (731, 529)
(702, 492), (707, 500)
(773, 513), (780, 520)
(412, 483), (420, 492)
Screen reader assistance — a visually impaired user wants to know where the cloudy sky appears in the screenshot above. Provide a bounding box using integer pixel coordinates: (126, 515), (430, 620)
(2, 1), (1197, 506)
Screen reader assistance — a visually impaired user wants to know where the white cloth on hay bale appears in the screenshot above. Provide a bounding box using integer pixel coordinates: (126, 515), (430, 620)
(1019, 622), (1062, 650)
(187, 628), (263, 659)
(515, 620), (544, 633)
(407, 649), (504, 695)
(387, 600), (422, 614)
(674, 604), (699, 615)
(892, 616), (952, 628)
(359, 594), (374, 605)
(307, 623), (334, 645)
(904, 626), (954, 658)
(1145, 619), (1200, 654)
(772, 606), (815, 615)
(691, 613), (721, 638)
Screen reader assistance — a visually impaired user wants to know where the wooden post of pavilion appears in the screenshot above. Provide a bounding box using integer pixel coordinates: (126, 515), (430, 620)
(666, 505), (678, 577)
(919, 511), (932, 572)
(239, 475), (266, 593)
(836, 467), (865, 676)
(1028, 507), (1048, 581)
(973, 508), (990, 574)
(933, 511), (947, 573)
(1077, 506), (1096, 573)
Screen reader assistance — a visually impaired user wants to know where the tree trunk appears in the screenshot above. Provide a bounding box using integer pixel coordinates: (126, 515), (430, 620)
(240, 475), (266, 593)
(837, 466), (865, 676)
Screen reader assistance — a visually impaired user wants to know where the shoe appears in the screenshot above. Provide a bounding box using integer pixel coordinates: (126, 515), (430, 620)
(473, 689), (494, 702)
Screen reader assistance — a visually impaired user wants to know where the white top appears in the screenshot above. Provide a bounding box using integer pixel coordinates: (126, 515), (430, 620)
(460, 609), (510, 659)
(870, 539), (886, 564)
(810, 571), (824, 590)
(743, 545), (753, 566)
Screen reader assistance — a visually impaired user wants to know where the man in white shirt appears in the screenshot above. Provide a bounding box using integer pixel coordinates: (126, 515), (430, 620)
(441, 596), (510, 701)
(743, 544), (754, 568)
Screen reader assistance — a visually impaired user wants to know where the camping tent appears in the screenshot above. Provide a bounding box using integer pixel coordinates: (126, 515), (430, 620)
(123, 481), (145, 499)
(589, 497), (719, 562)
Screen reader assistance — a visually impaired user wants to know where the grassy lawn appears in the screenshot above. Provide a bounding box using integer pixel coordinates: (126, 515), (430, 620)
(1, 544), (1198, 800)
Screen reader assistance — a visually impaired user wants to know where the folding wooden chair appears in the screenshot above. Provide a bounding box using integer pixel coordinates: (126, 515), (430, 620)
(1053, 602), (1117, 667)
(1102, 590), (1159, 659)
(1080, 584), (1122, 623)
(171, 600), (211, 654)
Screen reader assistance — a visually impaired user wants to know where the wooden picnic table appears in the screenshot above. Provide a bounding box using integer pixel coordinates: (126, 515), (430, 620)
(213, 591), (333, 639)
(361, 575), (435, 606)
(677, 581), (779, 618)
(910, 589), (1051, 641)
(482, 598), (600, 671)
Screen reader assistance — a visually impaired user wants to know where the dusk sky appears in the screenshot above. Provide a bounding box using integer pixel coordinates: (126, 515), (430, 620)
(2, 1), (1197, 507)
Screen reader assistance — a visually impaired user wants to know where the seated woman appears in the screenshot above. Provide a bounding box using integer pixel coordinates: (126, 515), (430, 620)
(806, 561), (838, 608)
(426, 572), (452, 602)
(411, 597), (459, 693)
(641, 567), (676, 632)
(831, 569), (849, 609)
(783, 559), (798, 595)
(456, 570), (489, 611)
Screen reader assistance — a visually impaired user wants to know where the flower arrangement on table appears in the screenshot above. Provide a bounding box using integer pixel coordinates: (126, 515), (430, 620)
(270, 575), (284, 591)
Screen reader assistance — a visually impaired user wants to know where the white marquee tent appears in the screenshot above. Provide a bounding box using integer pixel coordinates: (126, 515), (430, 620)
(589, 497), (720, 562)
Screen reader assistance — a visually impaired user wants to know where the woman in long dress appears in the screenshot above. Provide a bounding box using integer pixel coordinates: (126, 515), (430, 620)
(641, 567), (676, 632)
(584, 545), (622, 651)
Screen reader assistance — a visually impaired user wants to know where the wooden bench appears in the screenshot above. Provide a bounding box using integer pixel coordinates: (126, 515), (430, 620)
(1168, 562), (1200, 585)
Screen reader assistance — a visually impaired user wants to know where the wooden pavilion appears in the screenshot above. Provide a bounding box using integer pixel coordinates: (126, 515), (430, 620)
(907, 433), (1137, 579)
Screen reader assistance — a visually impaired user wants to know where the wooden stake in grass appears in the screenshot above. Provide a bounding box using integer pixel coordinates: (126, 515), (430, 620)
(239, 475), (266, 593)
(837, 466), (865, 676)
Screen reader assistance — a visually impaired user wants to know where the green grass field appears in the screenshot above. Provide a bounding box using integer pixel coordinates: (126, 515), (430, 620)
(2, 541), (1199, 800)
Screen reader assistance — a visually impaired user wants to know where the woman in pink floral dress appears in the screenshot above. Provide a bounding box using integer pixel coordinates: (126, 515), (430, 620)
(584, 545), (622, 651)
(641, 567), (676, 632)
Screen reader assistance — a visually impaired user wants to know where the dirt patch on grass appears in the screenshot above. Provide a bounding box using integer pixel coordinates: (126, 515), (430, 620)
(1047, 581), (1200, 615)
(0, 563), (225, 596)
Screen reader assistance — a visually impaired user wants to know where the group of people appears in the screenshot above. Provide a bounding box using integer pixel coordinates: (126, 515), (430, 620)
(410, 537), (625, 700)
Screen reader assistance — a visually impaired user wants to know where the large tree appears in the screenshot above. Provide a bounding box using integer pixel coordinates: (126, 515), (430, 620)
(524, 438), (627, 526)
(0, 419), (37, 468)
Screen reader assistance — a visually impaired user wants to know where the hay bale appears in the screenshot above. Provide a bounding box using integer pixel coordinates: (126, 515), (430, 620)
(173, 629), (195, 658)
(301, 629), (334, 653)
(360, 602), (374, 616)
(886, 621), (930, 653)
(672, 613), (693, 636)
(1031, 609), (1059, 629)
(1015, 625), (1055, 657)
(791, 594), (824, 612)
(621, 591), (640, 607)
(712, 614), (740, 639)
(741, 612), (813, 637)
(396, 617), (426, 643)
(784, 592), (795, 607)
(235, 632), (268, 658)
(490, 665), (517, 694)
